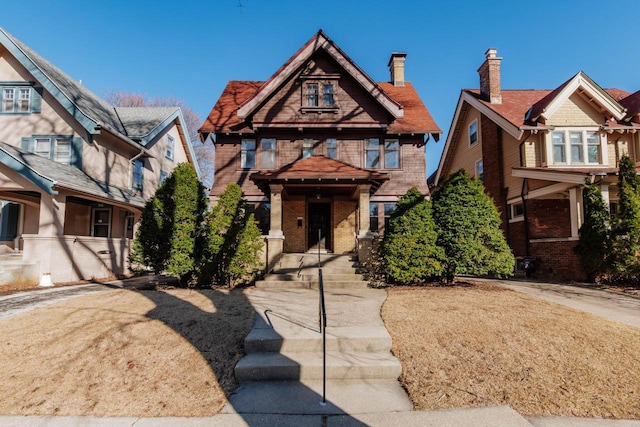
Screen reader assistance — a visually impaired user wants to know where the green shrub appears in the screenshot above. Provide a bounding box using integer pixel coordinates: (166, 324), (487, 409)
(379, 187), (444, 285)
(575, 181), (610, 282)
(432, 170), (514, 283)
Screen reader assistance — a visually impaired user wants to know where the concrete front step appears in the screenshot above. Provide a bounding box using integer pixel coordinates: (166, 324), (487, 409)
(235, 350), (402, 381)
(255, 280), (368, 290)
(263, 273), (364, 281)
(245, 325), (392, 353)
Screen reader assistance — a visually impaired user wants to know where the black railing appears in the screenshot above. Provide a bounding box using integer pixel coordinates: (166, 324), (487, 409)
(317, 228), (327, 405)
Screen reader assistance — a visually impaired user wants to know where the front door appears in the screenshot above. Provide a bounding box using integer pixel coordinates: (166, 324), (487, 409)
(308, 202), (331, 251)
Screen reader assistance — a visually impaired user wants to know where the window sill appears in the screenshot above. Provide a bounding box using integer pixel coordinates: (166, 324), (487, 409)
(300, 107), (339, 114)
(508, 217), (524, 223)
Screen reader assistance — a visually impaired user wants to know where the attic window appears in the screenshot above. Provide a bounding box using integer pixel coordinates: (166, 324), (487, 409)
(300, 77), (339, 113)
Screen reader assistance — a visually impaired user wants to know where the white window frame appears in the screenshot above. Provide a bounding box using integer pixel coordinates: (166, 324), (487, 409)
(132, 159), (144, 191)
(546, 128), (607, 166)
(261, 138), (276, 168)
(384, 139), (400, 169)
(326, 138), (337, 159)
(469, 120), (478, 146)
(240, 139), (256, 168)
(18, 88), (30, 112)
(365, 138), (381, 169)
(475, 159), (484, 182)
(302, 138), (314, 159)
(34, 137), (52, 158)
(509, 202), (525, 223)
(54, 137), (71, 165)
(2, 88), (15, 112)
(165, 135), (174, 161)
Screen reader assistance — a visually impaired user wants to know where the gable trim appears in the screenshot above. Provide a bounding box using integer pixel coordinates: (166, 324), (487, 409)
(537, 72), (626, 121)
(0, 147), (56, 194)
(236, 31), (404, 120)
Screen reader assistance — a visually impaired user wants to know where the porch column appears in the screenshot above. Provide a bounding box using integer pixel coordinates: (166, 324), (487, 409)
(600, 184), (610, 211)
(356, 184), (375, 262)
(24, 193), (67, 283)
(266, 184), (284, 271)
(569, 187), (582, 238)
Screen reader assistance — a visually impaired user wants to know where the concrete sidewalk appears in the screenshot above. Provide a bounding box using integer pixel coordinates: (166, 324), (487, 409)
(480, 278), (640, 328)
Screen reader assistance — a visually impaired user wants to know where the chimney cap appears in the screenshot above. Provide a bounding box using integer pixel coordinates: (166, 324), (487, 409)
(485, 48), (500, 59)
(387, 52), (407, 67)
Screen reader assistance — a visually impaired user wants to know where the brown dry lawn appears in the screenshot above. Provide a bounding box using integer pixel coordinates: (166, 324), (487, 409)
(382, 282), (640, 419)
(0, 287), (254, 417)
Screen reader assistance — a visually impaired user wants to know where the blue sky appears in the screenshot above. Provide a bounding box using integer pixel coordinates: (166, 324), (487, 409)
(3, 0), (639, 175)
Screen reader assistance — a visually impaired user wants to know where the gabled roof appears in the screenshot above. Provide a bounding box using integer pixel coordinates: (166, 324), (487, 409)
(621, 90), (640, 121)
(379, 82), (440, 135)
(0, 142), (146, 207)
(199, 81), (262, 135)
(237, 30), (403, 120)
(250, 155), (389, 194)
(527, 72), (626, 122)
(0, 27), (199, 176)
(434, 71), (633, 186)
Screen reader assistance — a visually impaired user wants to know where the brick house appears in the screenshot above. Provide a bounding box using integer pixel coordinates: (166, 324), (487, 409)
(199, 30), (440, 268)
(434, 48), (640, 280)
(0, 28), (200, 284)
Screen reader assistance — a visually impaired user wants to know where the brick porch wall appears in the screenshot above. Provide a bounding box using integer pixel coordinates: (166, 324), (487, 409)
(528, 240), (586, 281)
(333, 200), (357, 254)
(283, 200), (305, 253)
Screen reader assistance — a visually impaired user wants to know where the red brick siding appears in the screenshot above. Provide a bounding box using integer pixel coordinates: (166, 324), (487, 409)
(528, 199), (572, 239)
(480, 114), (508, 227)
(333, 200), (357, 253)
(283, 200), (306, 253)
(529, 240), (586, 281)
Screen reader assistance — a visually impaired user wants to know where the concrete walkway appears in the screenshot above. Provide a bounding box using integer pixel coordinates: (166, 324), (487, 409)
(476, 278), (640, 328)
(1, 276), (639, 426)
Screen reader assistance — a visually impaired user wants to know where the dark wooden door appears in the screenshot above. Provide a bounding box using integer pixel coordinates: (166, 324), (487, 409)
(308, 203), (331, 251)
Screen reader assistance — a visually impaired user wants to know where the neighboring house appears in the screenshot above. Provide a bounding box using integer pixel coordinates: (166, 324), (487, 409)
(199, 30), (441, 268)
(0, 28), (200, 284)
(435, 48), (639, 280)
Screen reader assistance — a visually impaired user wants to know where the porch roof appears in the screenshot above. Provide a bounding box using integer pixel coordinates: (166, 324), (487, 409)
(0, 141), (146, 207)
(250, 155), (389, 194)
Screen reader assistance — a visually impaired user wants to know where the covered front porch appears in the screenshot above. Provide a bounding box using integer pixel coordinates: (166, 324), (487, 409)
(250, 156), (388, 270)
(0, 142), (144, 284)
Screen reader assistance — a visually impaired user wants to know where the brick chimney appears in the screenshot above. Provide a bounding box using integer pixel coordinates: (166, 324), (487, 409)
(388, 52), (407, 87)
(478, 48), (502, 104)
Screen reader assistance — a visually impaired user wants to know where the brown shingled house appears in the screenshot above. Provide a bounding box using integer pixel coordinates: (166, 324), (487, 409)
(435, 49), (640, 281)
(199, 30), (441, 268)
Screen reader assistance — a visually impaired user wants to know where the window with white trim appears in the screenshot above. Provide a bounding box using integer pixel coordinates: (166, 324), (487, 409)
(132, 159), (144, 191)
(1, 84), (41, 114)
(509, 202), (525, 222)
(302, 139), (314, 159)
(32, 136), (72, 165)
(261, 138), (276, 168)
(166, 135), (174, 161)
(54, 138), (71, 164)
(469, 120), (478, 146)
(475, 159), (484, 182)
(241, 139), (256, 168)
(326, 138), (337, 159)
(384, 140), (400, 168)
(551, 129), (603, 165)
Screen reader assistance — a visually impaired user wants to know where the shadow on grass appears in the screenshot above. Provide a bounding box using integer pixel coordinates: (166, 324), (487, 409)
(135, 285), (367, 425)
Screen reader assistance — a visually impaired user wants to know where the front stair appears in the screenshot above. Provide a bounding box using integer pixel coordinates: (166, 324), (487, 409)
(0, 253), (39, 286)
(255, 253), (369, 290)
(224, 259), (412, 415)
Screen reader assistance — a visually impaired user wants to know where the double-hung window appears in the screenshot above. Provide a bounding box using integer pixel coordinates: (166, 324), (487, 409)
(241, 139), (256, 168)
(384, 140), (400, 168)
(35, 137), (51, 158)
(32, 136), (72, 165)
(2, 88), (15, 112)
(383, 204), (396, 231)
(306, 84), (319, 107)
(1, 84), (41, 114)
(166, 135), (174, 161)
(261, 138), (276, 168)
(302, 139), (314, 159)
(322, 84), (334, 106)
(551, 130), (602, 165)
(132, 159), (144, 191)
(475, 159), (484, 182)
(326, 138), (337, 159)
(469, 120), (478, 146)
(54, 138), (71, 164)
(365, 138), (381, 168)
(369, 203), (379, 232)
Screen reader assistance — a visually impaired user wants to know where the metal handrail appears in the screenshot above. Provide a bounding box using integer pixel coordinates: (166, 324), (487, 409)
(317, 229), (327, 405)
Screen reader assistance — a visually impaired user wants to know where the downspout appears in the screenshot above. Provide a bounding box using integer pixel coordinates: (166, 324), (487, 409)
(520, 177), (530, 257)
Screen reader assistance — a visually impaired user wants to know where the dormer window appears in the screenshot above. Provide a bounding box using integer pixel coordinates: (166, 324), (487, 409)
(550, 129), (604, 166)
